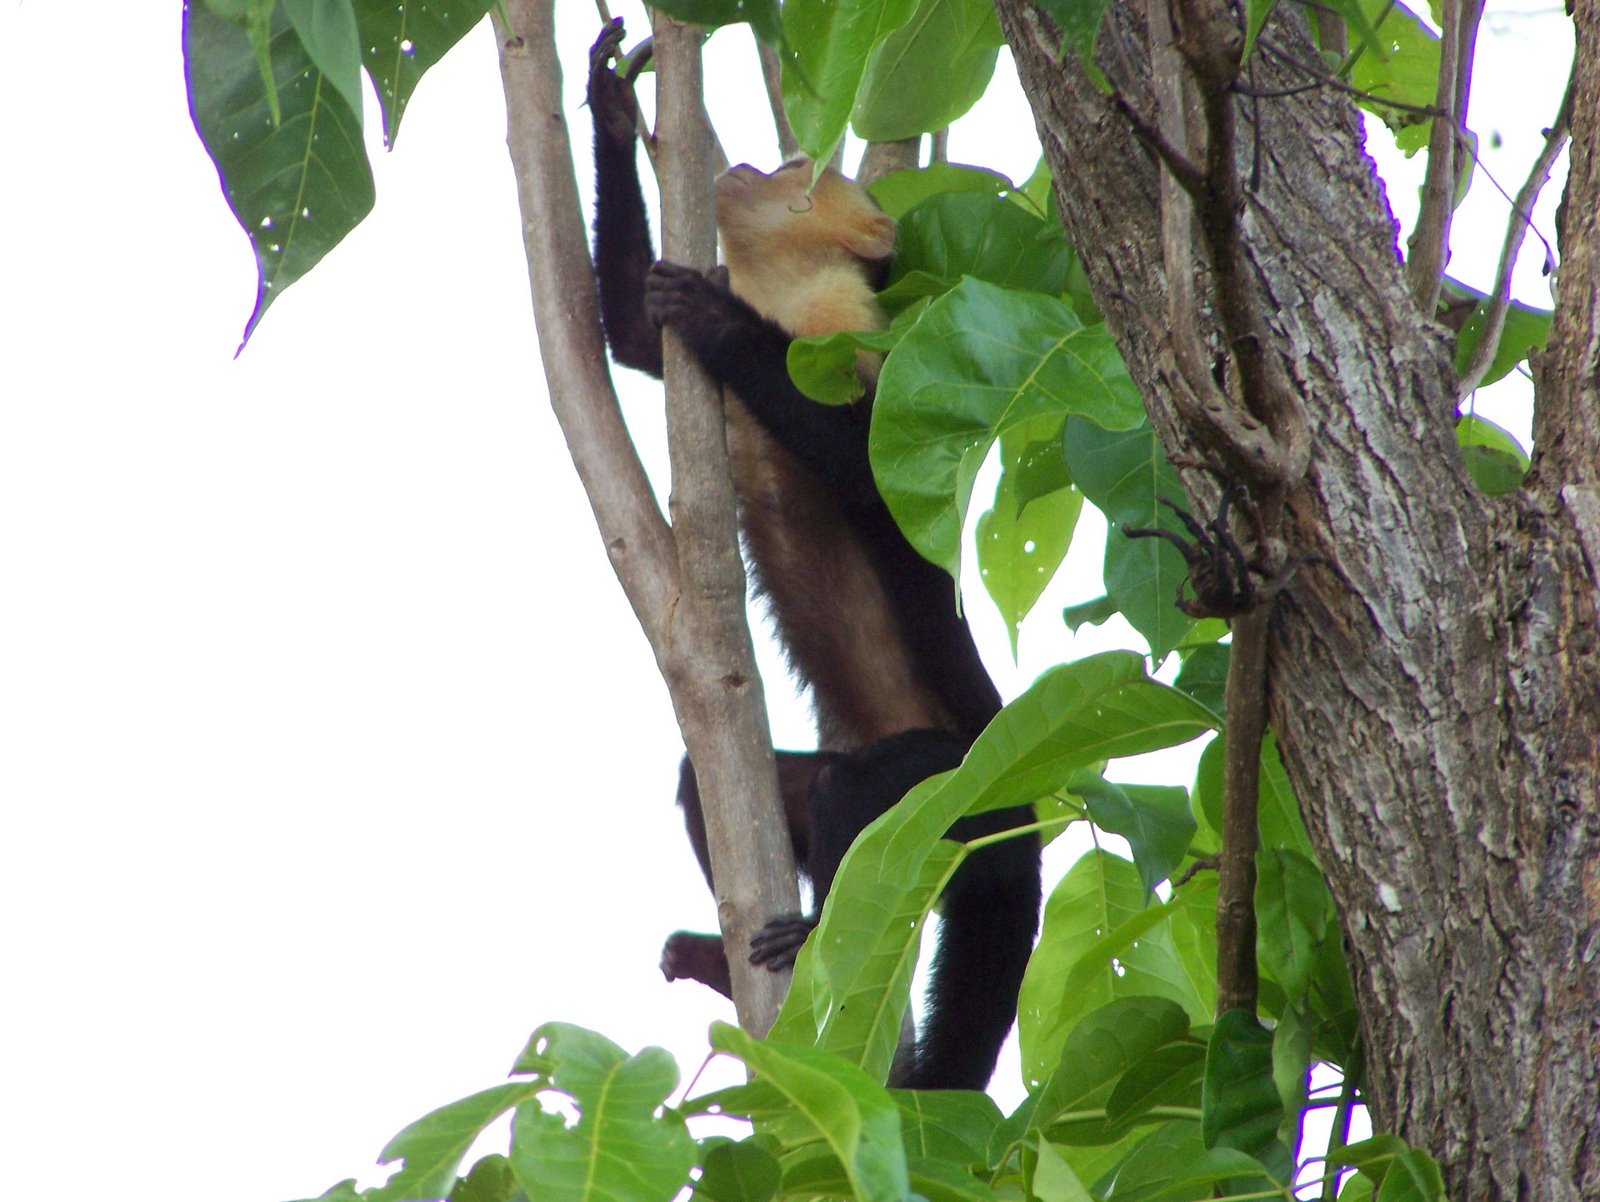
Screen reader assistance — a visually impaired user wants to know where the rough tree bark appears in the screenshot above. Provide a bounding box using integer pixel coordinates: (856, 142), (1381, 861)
(992, 2), (1600, 1200)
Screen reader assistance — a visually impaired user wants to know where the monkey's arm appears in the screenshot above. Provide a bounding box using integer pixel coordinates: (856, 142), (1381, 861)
(588, 19), (663, 378)
(647, 263), (878, 505)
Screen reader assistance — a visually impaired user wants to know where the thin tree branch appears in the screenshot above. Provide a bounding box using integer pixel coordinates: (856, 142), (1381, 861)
(757, 39), (799, 160)
(1458, 75), (1572, 399)
(651, 11), (799, 1038)
(1406, 0), (1485, 313)
(858, 138), (920, 184)
(495, 0), (677, 642)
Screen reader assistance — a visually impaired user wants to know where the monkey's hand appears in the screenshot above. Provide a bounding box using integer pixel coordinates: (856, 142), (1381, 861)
(748, 914), (817, 972)
(646, 261), (747, 340)
(587, 18), (650, 144)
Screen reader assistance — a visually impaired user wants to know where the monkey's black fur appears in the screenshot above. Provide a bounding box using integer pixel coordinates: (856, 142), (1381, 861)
(587, 18), (1040, 1091)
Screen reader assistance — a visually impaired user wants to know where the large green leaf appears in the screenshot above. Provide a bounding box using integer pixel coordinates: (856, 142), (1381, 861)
(1061, 418), (1194, 659)
(710, 1024), (909, 1202)
(1202, 1011), (1289, 1180)
(1018, 851), (1211, 1084)
(867, 163), (1013, 219)
(370, 1082), (541, 1202)
(508, 1024), (695, 1202)
(881, 193), (1076, 313)
(1010, 996), (1194, 1147)
(894, 1090), (1003, 1164)
(873, 279), (1143, 582)
(354, 0), (494, 147)
(1255, 849), (1333, 1003)
(1099, 1120), (1273, 1202)
(782, 0), (920, 162)
(185, 4), (375, 347)
(853, 0), (1003, 140)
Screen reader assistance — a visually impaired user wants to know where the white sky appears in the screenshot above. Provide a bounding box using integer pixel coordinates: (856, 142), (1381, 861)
(0, 3), (1567, 1200)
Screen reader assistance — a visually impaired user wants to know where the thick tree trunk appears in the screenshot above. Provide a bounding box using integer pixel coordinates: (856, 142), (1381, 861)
(992, 2), (1600, 1199)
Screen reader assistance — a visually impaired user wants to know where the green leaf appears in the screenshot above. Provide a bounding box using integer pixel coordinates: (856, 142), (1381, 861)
(508, 1024), (695, 1202)
(1103, 1040), (1206, 1135)
(1375, 1148), (1449, 1202)
(354, 0), (493, 147)
(853, 0), (1003, 140)
(873, 279), (1143, 582)
(1062, 419), (1194, 660)
(1255, 849), (1332, 1002)
(450, 1155), (524, 1202)
(649, 0), (783, 44)
(1076, 778), (1197, 895)
(1345, 0), (1440, 153)
(1165, 873), (1220, 1014)
(1242, 0), (1277, 61)
(184, 4), (375, 347)
(782, 0), (920, 162)
(1027, 1), (1112, 86)
(977, 475), (1083, 656)
(787, 327), (900, 404)
(882, 194), (1076, 313)
(371, 1082), (541, 1202)
(768, 824), (954, 1082)
(281, 0), (364, 126)
(1100, 1120), (1272, 1202)
(1270, 1005), (1313, 1154)
(1017, 852), (1210, 1084)
(1333, 1135), (1411, 1186)
(710, 1024), (910, 1202)
(867, 163), (1013, 220)
(1063, 594), (1118, 631)
(1457, 413), (1529, 496)
(1171, 643), (1228, 724)
(1017, 996), (1194, 1146)
(693, 1139), (782, 1202)
(285, 1181), (365, 1202)
(1193, 733), (1315, 860)
(1202, 1011), (1289, 1179)
(1450, 287), (1553, 388)
(894, 1091), (1002, 1166)
(1030, 1140), (1094, 1202)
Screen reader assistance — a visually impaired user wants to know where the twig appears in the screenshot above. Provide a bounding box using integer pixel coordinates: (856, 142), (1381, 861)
(1457, 75), (1572, 399)
(1406, 0), (1485, 313)
(756, 39), (799, 159)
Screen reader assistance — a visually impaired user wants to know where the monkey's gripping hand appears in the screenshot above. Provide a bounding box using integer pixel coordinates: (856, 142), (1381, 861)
(645, 261), (745, 351)
(587, 18), (648, 145)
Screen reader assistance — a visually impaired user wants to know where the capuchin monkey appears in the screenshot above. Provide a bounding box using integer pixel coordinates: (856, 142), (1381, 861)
(586, 18), (1040, 1091)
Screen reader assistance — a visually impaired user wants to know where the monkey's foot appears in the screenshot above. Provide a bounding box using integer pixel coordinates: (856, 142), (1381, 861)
(661, 930), (732, 999)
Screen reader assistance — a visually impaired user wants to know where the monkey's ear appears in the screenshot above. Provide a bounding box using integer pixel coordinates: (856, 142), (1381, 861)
(838, 210), (896, 262)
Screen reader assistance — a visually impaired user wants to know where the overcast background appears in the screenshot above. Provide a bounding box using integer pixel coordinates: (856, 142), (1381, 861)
(0, 3), (1565, 1200)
